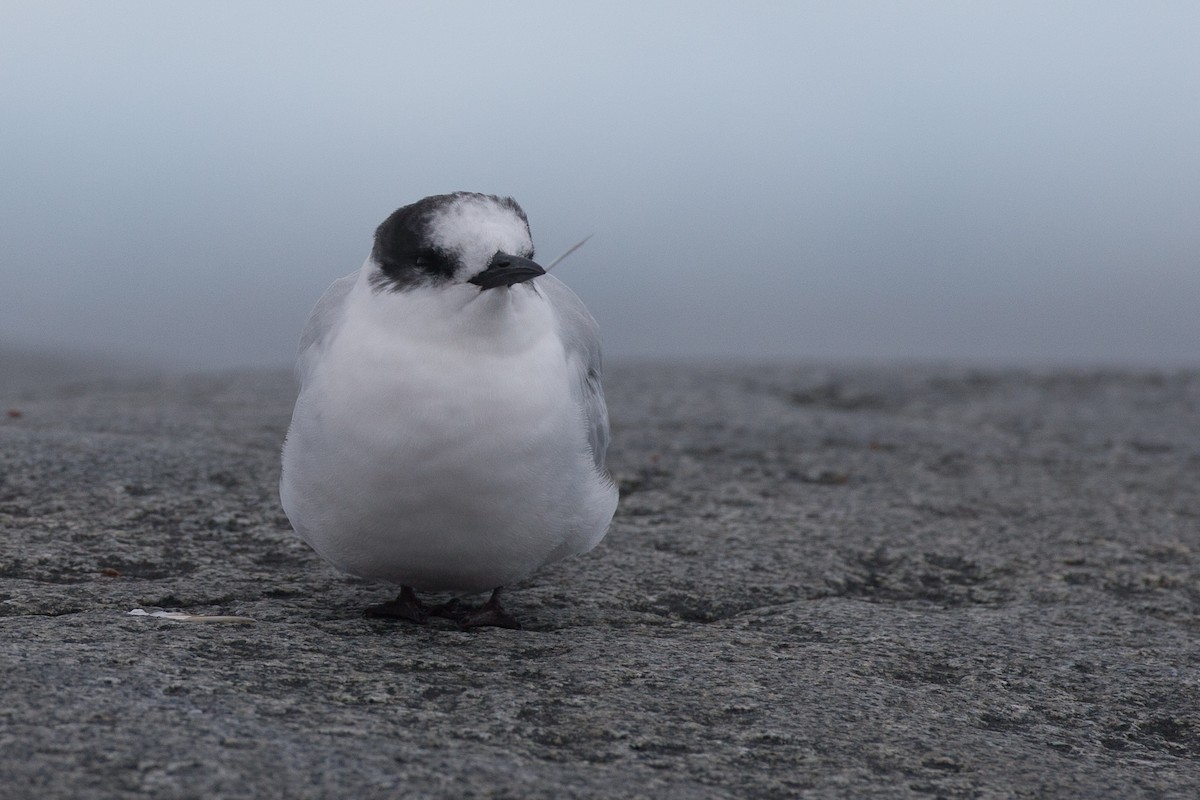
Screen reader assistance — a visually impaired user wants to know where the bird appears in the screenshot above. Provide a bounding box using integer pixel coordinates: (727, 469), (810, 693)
(279, 192), (618, 629)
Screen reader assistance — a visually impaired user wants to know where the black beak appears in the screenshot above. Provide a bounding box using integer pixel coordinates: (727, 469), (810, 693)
(468, 252), (546, 290)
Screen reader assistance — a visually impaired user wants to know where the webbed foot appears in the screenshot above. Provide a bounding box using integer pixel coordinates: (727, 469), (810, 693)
(458, 588), (522, 630)
(364, 585), (428, 624)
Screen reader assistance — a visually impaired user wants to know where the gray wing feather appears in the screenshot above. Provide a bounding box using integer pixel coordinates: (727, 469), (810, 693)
(538, 275), (611, 473)
(295, 271), (357, 384)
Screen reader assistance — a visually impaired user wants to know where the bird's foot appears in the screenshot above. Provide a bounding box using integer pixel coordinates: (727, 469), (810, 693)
(364, 586), (429, 624)
(458, 588), (522, 630)
(365, 587), (521, 630)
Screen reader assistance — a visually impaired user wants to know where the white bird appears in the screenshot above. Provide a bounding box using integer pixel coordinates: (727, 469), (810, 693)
(279, 192), (618, 629)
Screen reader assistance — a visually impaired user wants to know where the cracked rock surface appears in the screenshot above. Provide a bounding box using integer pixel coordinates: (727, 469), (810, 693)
(2, 351), (1199, 798)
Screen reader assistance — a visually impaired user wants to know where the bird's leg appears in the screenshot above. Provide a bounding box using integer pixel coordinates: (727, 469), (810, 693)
(458, 587), (522, 630)
(364, 585), (429, 624)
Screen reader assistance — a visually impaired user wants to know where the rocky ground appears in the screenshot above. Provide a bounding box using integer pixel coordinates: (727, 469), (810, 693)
(2, 350), (1198, 798)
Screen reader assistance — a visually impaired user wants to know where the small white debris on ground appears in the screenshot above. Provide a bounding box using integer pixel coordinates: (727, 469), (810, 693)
(128, 608), (255, 624)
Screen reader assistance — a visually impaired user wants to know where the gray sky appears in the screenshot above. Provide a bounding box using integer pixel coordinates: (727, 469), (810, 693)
(3, 1), (1198, 369)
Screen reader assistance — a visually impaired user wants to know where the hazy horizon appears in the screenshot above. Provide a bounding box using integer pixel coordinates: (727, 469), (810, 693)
(3, 2), (1198, 371)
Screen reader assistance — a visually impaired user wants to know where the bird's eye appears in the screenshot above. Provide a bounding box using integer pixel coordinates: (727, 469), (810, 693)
(414, 250), (445, 270)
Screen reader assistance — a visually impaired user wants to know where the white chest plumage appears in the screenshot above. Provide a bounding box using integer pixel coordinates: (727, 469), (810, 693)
(280, 275), (615, 593)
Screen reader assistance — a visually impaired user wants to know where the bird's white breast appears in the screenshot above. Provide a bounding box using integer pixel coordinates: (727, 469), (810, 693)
(280, 274), (615, 592)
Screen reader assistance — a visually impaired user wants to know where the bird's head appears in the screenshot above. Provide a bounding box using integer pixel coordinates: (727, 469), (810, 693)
(369, 192), (544, 293)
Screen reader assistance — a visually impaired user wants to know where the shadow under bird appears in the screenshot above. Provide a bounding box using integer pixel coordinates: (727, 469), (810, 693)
(279, 192), (618, 629)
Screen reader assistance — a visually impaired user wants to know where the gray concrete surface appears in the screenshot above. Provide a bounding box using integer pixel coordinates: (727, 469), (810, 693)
(1, 350), (1198, 798)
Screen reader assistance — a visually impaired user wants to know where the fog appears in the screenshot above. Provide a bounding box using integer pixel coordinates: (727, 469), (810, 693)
(3, 1), (1198, 370)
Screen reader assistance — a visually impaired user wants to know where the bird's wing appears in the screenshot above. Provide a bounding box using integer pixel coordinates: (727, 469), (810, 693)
(538, 275), (611, 473)
(295, 270), (357, 384)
